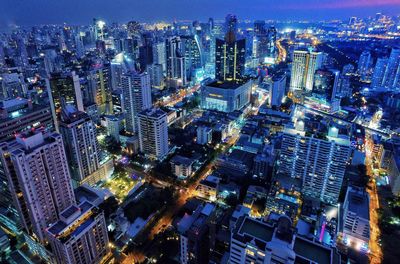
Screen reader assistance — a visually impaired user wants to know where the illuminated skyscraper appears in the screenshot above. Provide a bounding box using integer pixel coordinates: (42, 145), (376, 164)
(59, 109), (101, 186)
(0, 131), (75, 242)
(357, 50), (372, 82)
(382, 48), (400, 90)
(278, 126), (351, 204)
(289, 50), (323, 92)
(371, 57), (388, 89)
(46, 201), (110, 264)
(138, 108), (168, 160)
(215, 15), (245, 82)
(47, 71), (84, 124)
(121, 71), (152, 134)
(166, 37), (187, 86)
(313, 69), (340, 101)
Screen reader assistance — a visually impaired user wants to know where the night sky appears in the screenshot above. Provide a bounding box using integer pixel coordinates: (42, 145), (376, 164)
(1, 0), (400, 27)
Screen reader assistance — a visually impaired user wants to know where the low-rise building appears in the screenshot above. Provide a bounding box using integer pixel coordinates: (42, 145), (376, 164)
(171, 155), (194, 178)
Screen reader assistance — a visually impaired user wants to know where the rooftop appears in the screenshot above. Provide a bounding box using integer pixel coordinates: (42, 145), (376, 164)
(346, 187), (370, 220)
(205, 79), (248, 89)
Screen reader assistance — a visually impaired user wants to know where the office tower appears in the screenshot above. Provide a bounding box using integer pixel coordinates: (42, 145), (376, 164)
(371, 57), (388, 89)
(137, 108), (168, 160)
(0, 131), (75, 242)
(264, 73), (286, 107)
(178, 203), (215, 264)
(215, 16), (245, 82)
(181, 35), (203, 80)
(152, 41), (167, 73)
(289, 50), (323, 92)
(230, 215), (340, 264)
(46, 201), (110, 264)
(278, 126), (351, 204)
(0, 98), (54, 142)
(86, 63), (112, 114)
(59, 109), (101, 186)
(382, 48), (400, 90)
(121, 71), (152, 134)
(357, 50), (372, 82)
(47, 71), (84, 122)
(166, 37), (187, 86)
(313, 69), (340, 101)
(148, 63), (165, 89)
(110, 52), (135, 90)
(200, 79), (251, 112)
(93, 18), (106, 41)
(342, 186), (370, 249)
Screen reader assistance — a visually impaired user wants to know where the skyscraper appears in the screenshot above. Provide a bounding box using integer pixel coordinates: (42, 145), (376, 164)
(289, 50), (323, 92)
(215, 14), (246, 82)
(0, 131), (75, 242)
(278, 126), (351, 204)
(166, 37), (187, 86)
(312, 69), (340, 101)
(181, 35), (203, 80)
(137, 108), (169, 160)
(86, 63), (112, 115)
(47, 71), (84, 125)
(230, 215), (340, 264)
(371, 57), (388, 89)
(59, 109), (101, 186)
(382, 48), (400, 90)
(46, 201), (110, 264)
(264, 73), (286, 107)
(121, 71), (152, 134)
(357, 50), (372, 82)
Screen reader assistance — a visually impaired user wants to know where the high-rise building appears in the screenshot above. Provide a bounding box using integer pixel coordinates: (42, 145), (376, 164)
(181, 35), (203, 80)
(371, 57), (388, 89)
(312, 69), (340, 101)
(178, 203), (215, 264)
(382, 48), (400, 89)
(230, 215), (340, 264)
(342, 186), (370, 249)
(214, 14), (246, 82)
(357, 50), (372, 82)
(278, 126), (351, 204)
(47, 71), (84, 124)
(137, 108), (168, 160)
(86, 63), (112, 115)
(152, 41), (167, 73)
(264, 73), (286, 107)
(46, 201), (110, 264)
(166, 37), (187, 86)
(289, 50), (323, 92)
(196, 126), (212, 145)
(0, 98), (54, 142)
(148, 63), (165, 89)
(121, 71), (152, 134)
(0, 131), (75, 242)
(59, 109), (101, 186)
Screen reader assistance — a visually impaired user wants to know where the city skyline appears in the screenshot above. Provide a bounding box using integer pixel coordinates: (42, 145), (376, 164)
(1, 0), (400, 27)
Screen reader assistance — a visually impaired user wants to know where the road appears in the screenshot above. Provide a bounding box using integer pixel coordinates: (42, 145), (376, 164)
(158, 84), (201, 107)
(276, 38), (287, 63)
(365, 132), (383, 264)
